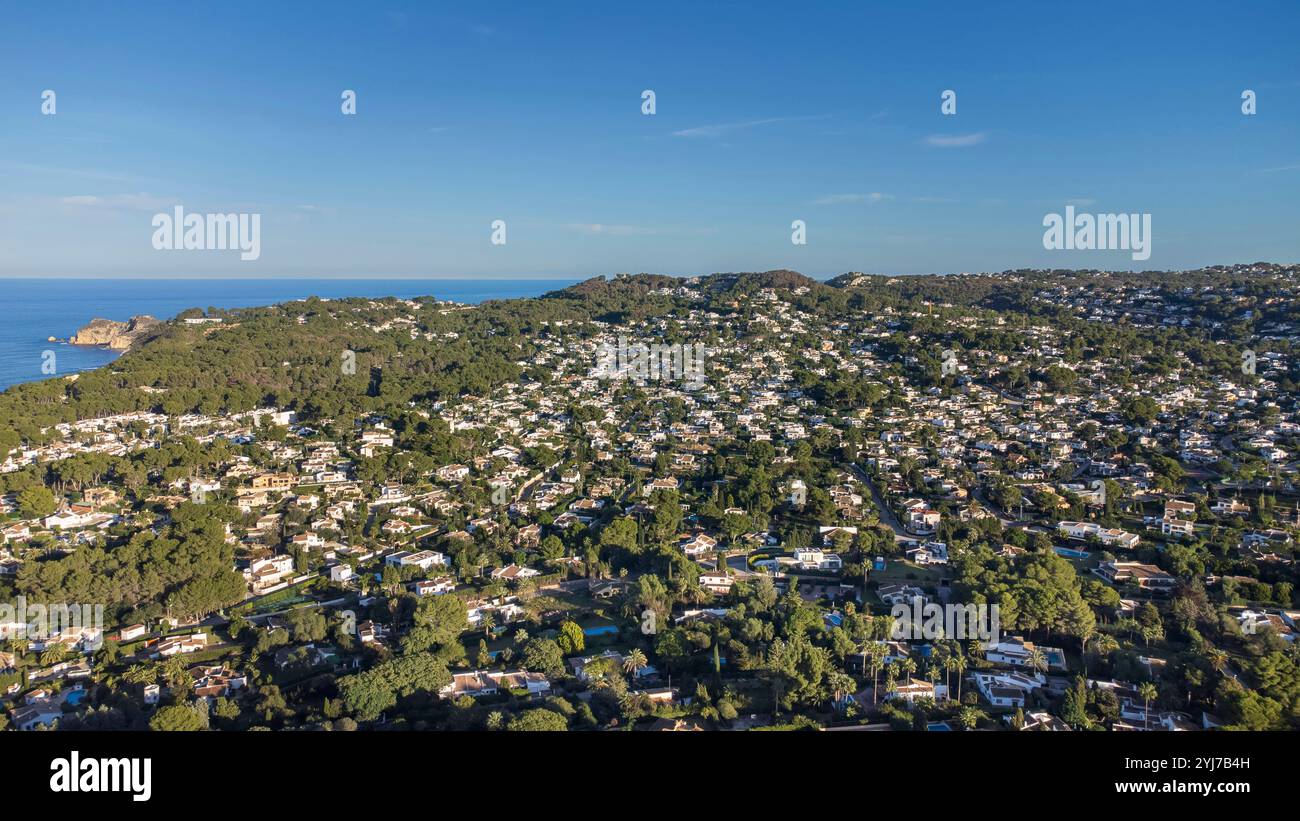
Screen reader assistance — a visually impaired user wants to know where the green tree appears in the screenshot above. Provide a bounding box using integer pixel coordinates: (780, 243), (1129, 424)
(556, 620), (585, 655)
(623, 648), (648, 679)
(149, 704), (205, 731)
(1138, 681), (1159, 729)
(506, 708), (568, 731)
(337, 653), (453, 721)
(522, 638), (565, 677)
(18, 485), (58, 519)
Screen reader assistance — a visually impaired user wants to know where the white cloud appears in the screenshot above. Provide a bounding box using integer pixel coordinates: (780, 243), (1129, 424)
(60, 193), (175, 210)
(672, 115), (826, 139)
(565, 223), (654, 236)
(5, 163), (150, 184)
(813, 192), (892, 205)
(564, 223), (715, 237)
(924, 131), (989, 148)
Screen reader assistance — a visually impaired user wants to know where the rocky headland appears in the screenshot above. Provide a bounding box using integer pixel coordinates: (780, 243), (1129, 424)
(68, 316), (162, 350)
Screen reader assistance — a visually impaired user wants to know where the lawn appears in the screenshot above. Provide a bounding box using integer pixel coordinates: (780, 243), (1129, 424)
(230, 580), (320, 616)
(868, 559), (946, 586)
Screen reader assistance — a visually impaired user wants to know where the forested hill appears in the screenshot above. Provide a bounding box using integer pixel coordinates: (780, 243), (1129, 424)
(543, 273), (679, 299)
(547, 269), (825, 300)
(0, 294), (589, 444)
(1, 264), (1297, 450)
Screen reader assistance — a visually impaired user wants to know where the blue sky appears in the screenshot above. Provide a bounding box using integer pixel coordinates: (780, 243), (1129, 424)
(1, 0), (1297, 278)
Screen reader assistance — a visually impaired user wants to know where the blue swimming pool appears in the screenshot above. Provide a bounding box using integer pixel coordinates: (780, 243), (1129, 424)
(1053, 547), (1091, 560)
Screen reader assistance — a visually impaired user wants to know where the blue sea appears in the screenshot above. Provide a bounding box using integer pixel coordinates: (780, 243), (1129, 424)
(0, 278), (579, 392)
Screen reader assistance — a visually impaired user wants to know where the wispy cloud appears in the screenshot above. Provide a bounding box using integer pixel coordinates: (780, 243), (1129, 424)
(924, 131), (988, 148)
(1255, 162), (1300, 173)
(566, 223), (651, 236)
(672, 115), (826, 139)
(564, 223), (714, 237)
(5, 162), (152, 185)
(812, 192), (892, 205)
(60, 193), (175, 210)
(286, 204), (338, 221)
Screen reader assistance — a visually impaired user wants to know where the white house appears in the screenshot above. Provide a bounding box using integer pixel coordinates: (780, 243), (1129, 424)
(984, 636), (1065, 670)
(886, 678), (947, 704)
(329, 564), (354, 583)
(385, 550), (447, 571)
(792, 547), (843, 572)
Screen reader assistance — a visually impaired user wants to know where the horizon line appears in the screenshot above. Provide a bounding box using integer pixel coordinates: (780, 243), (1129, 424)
(0, 261), (1292, 282)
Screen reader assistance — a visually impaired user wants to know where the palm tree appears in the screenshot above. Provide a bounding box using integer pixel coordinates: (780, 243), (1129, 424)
(1089, 633), (1119, 660)
(122, 663), (155, 686)
(828, 671), (855, 710)
(938, 642), (955, 694)
(623, 648), (648, 679)
(898, 657), (917, 685)
(957, 705), (982, 730)
(873, 615), (894, 641)
(4, 638), (26, 663)
(1205, 647), (1228, 679)
(1086, 633), (1119, 676)
(1138, 681), (1158, 729)
(1026, 647), (1047, 680)
(39, 643), (69, 667)
(1141, 624), (1163, 647)
(1077, 624), (1095, 667)
(480, 611), (496, 638)
(1116, 617), (1140, 641)
(946, 651), (967, 703)
(865, 643), (887, 706)
(925, 660), (942, 691)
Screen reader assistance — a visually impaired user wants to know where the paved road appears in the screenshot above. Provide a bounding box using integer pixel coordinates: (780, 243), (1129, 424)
(726, 553), (758, 576)
(847, 463), (917, 545)
(971, 486), (1022, 528)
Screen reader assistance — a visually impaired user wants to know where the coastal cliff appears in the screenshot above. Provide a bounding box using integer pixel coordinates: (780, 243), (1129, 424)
(69, 316), (162, 349)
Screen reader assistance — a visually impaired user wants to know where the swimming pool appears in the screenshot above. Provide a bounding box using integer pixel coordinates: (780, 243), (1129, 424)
(1053, 547), (1091, 560)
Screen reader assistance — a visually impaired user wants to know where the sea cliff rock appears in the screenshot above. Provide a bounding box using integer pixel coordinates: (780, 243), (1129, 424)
(69, 316), (162, 350)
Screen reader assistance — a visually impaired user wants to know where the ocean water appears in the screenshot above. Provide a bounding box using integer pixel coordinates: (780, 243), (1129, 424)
(0, 278), (579, 392)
